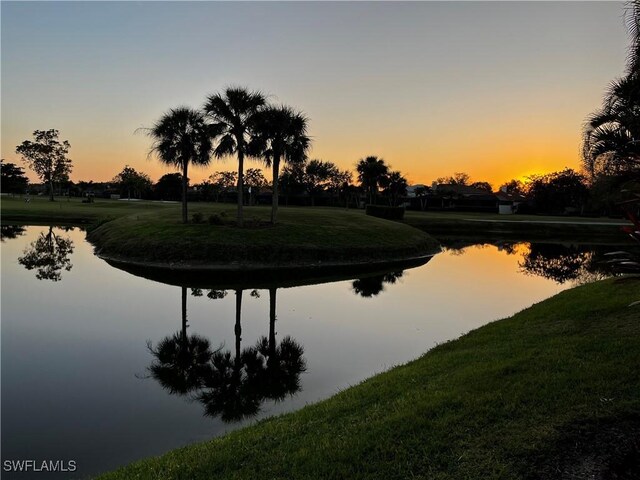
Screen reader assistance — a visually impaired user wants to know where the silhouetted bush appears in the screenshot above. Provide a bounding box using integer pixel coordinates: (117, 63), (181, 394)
(192, 212), (204, 224)
(365, 204), (405, 221)
(208, 214), (223, 225)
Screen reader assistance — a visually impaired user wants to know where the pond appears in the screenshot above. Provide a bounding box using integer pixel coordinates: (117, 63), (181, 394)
(0, 225), (625, 479)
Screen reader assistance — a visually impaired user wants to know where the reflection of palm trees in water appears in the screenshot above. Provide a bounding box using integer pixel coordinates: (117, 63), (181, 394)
(17, 226), (74, 281)
(352, 271), (403, 298)
(147, 287), (305, 423)
(147, 287), (212, 395)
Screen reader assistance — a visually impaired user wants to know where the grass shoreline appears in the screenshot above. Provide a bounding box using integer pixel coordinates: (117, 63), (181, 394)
(97, 277), (640, 479)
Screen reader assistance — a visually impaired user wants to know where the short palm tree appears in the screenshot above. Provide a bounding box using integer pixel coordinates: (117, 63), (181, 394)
(250, 105), (310, 223)
(147, 107), (214, 223)
(356, 156), (389, 205)
(203, 88), (266, 227)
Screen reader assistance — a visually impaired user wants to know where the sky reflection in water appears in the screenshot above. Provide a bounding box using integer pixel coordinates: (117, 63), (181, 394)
(0, 225), (623, 478)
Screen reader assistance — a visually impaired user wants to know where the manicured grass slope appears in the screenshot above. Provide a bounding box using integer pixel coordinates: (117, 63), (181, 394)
(99, 277), (640, 480)
(87, 205), (437, 264)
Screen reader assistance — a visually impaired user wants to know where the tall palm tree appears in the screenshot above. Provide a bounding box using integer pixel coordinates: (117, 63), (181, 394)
(203, 87), (266, 227)
(147, 107), (215, 223)
(356, 156), (389, 205)
(250, 105), (310, 223)
(254, 288), (306, 401)
(583, 1), (640, 177)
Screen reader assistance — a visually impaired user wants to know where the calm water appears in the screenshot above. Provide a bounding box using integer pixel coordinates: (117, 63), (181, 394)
(0, 225), (621, 479)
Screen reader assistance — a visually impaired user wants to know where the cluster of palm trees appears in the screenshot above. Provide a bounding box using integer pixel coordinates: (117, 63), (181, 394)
(356, 156), (408, 206)
(147, 87), (310, 225)
(148, 287), (306, 422)
(583, 0), (640, 178)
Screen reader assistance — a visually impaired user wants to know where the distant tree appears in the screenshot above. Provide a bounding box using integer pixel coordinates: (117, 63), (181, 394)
(204, 87), (267, 227)
(327, 168), (353, 207)
(470, 181), (493, 192)
(436, 172), (470, 186)
(250, 105), (310, 223)
(304, 159), (338, 206)
(499, 179), (526, 196)
(112, 165), (152, 200)
(380, 170), (408, 206)
(1, 160), (29, 194)
(18, 226), (74, 281)
(208, 171), (237, 202)
(155, 173), (184, 201)
(526, 168), (589, 215)
(15, 129), (72, 201)
(245, 168), (268, 205)
(356, 156), (389, 205)
(414, 185), (430, 211)
(146, 107), (215, 223)
(279, 163), (307, 205)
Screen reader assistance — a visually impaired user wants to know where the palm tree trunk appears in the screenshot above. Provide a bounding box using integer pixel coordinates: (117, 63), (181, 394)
(235, 290), (243, 361)
(271, 157), (280, 224)
(181, 286), (187, 343)
(237, 150), (245, 227)
(182, 162), (188, 223)
(268, 288), (277, 356)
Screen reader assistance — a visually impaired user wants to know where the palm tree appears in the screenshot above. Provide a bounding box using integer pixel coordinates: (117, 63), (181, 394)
(203, 87), (266, 227)
(380, 170), (408, 206)
(250, 105), (310, 223)
(147, 107), (215, 223)
(583, 1), (640, 177)
(356, 156), (389, 205)
(147, 287), (213, 395)
(254, 288), (306, 401)
(583, 74), (640, 176)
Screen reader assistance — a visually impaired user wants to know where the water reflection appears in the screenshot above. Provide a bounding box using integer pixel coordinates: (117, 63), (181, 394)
(17, 225), (74, 281)
(1, 225), (26, 242)
(148, 287), (305, 423)
(352, 271), (404, 298)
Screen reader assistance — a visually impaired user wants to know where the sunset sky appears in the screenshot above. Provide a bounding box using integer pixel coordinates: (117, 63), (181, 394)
(1, 1), (630, 188)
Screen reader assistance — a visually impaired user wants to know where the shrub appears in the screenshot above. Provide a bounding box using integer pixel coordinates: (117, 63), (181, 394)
(208, 214), (223, 225)
(365, 204), (405, 221)
(192, 212), (204, 224)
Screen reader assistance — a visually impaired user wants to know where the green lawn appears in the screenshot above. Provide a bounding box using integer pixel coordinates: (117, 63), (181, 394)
(98, 277), (640, 480)
(0, 195), (173, 224)
(87, 203), (438, 264)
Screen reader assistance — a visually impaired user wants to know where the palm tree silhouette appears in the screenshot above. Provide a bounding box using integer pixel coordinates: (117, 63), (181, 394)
(356, 156), (389, 205)
(204, 87), (266, 227)
(198, 290), (264, 422)
(147, 287), (213, 395)
(254, 288), (306, 401)
(146, 107), (215, 223)
(583, 1), (640, 176)
(250, 106), (311, 224)
(18, 226), (73, 281)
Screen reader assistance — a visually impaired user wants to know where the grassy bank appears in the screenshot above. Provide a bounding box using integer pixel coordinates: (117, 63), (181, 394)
(404, 210), (633, 244)
(0, 195), (172, 224)
(87, 205), (438, 265)
(98, 277), (640, 480)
